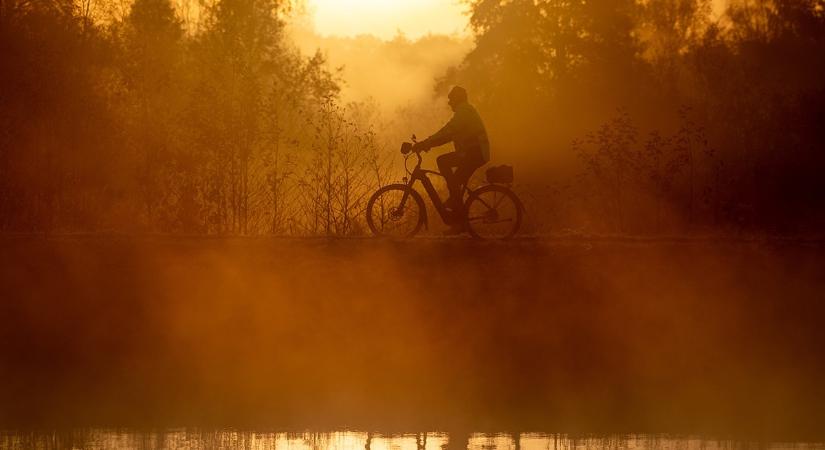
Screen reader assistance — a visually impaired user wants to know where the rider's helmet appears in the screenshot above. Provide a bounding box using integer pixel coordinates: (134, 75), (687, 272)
(447, 86), (468, 110)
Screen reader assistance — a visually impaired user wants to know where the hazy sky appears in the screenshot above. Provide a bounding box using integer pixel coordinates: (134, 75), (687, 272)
(307, 0), (470, 39)
(306, 0), (728, 40)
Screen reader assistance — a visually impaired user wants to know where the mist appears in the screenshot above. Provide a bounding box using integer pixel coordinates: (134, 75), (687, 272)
(288, 16), (472, 115)
(2, 1), (825, 447)
(3, 236), (825, 437)
(3, 0), (824, 235)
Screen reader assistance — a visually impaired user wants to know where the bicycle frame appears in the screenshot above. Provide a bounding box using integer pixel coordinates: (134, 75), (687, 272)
(400, 150), (470, 224)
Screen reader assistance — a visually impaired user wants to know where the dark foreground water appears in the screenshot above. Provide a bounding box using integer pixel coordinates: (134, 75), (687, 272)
(1, 236), (824, 447)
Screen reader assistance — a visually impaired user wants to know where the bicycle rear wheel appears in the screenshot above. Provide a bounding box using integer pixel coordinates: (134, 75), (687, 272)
(463, 184), (523, 240)
(366, 184), (426, 238)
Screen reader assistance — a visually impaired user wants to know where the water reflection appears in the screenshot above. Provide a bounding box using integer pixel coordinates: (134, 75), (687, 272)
(1, 431), (823, 450)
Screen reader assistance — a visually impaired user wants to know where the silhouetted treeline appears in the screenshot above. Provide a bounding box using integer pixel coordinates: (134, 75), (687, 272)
(2, 0), (824, 235)
(445, 0), (825, 234)
(0, 0), (389, 234)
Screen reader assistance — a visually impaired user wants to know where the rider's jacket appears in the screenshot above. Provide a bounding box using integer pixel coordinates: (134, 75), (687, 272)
(423, 102), (490, 162)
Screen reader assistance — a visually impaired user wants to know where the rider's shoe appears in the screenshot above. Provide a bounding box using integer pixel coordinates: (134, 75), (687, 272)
(443, 207), (462, 225)
(444, 196), (456, 209)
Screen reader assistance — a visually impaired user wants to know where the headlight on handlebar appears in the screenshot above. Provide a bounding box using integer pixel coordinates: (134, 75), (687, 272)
(400, 142), (413, 154)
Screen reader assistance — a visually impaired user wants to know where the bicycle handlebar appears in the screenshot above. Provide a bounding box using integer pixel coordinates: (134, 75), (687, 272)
(401, 142), (423, 175)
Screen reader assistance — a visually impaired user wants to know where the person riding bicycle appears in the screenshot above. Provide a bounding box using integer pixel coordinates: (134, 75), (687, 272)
(412, 86), (490, 234)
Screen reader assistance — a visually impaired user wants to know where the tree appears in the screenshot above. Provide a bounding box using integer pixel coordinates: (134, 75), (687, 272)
(119, 0), (185, 229)
(188, 0), (290, 234)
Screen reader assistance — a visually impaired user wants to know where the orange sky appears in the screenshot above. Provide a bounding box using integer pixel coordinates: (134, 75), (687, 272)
(306, 0), (470, 39)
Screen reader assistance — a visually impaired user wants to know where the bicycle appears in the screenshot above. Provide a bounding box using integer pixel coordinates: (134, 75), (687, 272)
(366, 136), (524, 240)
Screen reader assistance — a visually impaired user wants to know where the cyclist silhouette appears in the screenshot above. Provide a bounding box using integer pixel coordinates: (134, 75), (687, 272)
(412, 86), (490, 234)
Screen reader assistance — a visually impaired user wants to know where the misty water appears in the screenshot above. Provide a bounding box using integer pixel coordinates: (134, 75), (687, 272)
(3, 431), (825, 450)
(2, 237), (825, 448)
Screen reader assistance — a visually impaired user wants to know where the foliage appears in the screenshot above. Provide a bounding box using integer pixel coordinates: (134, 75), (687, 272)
(0, 0), (388, 235)
(449, 0), (825, 234)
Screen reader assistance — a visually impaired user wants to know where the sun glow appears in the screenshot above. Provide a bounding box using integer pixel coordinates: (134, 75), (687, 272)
(308, 0), (469, 39)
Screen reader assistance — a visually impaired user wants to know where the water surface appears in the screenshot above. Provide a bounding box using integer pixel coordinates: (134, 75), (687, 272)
(2, 238), (824, 442)
(3, 431), (825, 450)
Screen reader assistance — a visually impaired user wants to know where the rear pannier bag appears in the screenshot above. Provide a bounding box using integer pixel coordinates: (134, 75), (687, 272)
(486, 165), (514, 184)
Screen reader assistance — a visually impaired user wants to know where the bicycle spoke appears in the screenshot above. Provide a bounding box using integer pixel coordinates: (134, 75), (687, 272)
(492, 192), (507, 209)
(475, 196), (495, 211)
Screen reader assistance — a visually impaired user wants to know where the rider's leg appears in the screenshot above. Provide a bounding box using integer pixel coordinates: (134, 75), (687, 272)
(436, 152), (462, 210)
(443, 159), (478, 235)
(442, 152), (484, 234)
(452, 150), (486, 208)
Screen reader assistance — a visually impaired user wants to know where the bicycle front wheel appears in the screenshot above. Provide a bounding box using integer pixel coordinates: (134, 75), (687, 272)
(464, 184), (523, 240)
(366, 184), (426, 239)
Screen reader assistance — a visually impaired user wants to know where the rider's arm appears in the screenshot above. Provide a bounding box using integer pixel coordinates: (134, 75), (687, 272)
(423, 119), (455, 148)
(421, 109), (466, 149)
